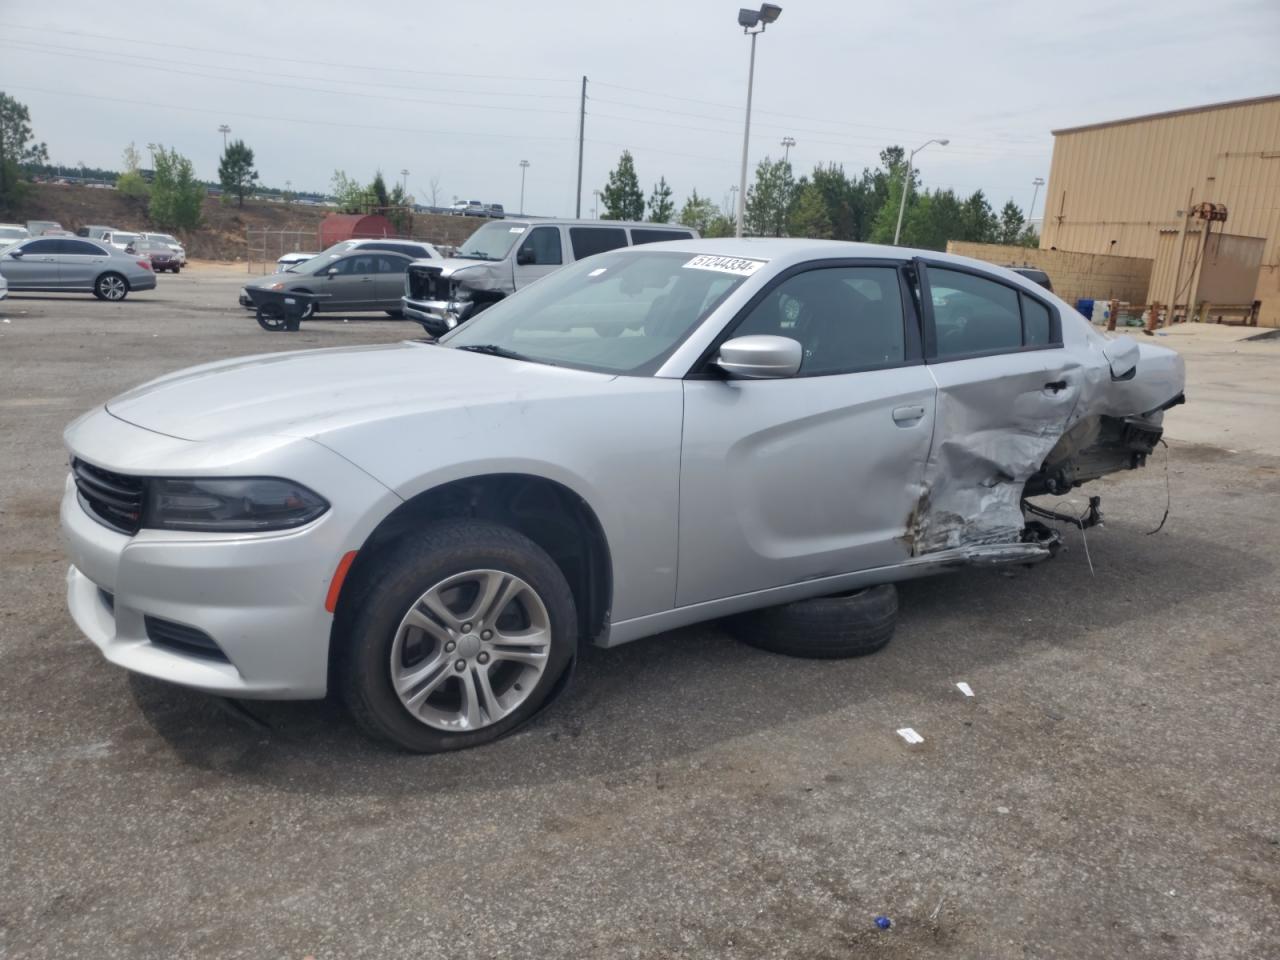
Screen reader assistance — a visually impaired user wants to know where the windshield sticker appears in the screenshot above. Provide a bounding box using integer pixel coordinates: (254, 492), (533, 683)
(587, 267), (607, 277)
(682, 254), (767, 276)
(508, 226), (527, 234)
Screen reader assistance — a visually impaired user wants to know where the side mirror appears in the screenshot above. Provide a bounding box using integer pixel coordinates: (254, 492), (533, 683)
(515, 248), (535, 266)
(9, 249), (22, 259)
(714, 335), (803, 379)
(326, 267), (338, 278)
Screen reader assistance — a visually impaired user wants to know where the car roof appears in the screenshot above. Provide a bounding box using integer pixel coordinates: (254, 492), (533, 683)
(506, 218), (695, 230)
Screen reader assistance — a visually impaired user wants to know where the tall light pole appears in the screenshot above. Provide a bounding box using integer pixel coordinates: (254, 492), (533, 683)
(519, 159), (530, 214)
(735, 4), (783, 238)
(781, 136), (795, 165)
(1028, 176), (1045, 224)
(893, 137), (949, 246)
(593, 190), (602, 219)
(218, 124), (230, 151)
(400, 168), (410, 194)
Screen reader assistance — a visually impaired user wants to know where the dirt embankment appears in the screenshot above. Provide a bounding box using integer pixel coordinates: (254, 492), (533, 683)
(16, 184), (490, 260)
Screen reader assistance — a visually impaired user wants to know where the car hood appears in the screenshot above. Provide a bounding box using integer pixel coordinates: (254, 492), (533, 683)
(408, 257), (511, 291)
(104, 341), (615, 442)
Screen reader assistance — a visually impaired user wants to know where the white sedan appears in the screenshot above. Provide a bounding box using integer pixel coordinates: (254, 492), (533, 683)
(61, 239), (1184, 752)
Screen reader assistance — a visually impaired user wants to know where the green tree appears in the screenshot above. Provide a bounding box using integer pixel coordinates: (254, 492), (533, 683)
(0, 92), (49, 215)
(744, 157), (796, 236)
(330, 170), (364, 213)
(960, 190), (997, 243)
(787, 178), (833, 239)
(115, 142), (149, 202)
(147, 144), (203, 230)
(387, 181), (412, 234)
(996, 200), (1024, 245)
(677, 189), (719, 233)
(647, 176), (675, 223)
(370, 170), (390, 209)
(702, 215), (735, 238)
(217, 138), (258, 207)
(601, 150), (644, 220)
(902, 189), (964, 250)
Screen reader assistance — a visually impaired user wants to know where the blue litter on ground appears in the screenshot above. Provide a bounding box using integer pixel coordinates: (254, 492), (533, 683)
(875, 915), (892, 930)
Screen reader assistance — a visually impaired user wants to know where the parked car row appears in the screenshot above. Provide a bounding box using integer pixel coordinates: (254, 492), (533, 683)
(77, 226), (187, 268)
(449, 200), (505, 218)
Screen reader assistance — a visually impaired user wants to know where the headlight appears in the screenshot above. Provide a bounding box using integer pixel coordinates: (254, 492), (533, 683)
(269, 282), (286, 290)
(144, 477), (329, 532)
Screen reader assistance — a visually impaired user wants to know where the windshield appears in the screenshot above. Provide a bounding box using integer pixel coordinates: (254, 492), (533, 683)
(113, 233), (139, 244)
(456, 221), (526, 261)
(0, 227), (26, 239)
(152, 234), (178, 245)
(442, 250), (748, 375)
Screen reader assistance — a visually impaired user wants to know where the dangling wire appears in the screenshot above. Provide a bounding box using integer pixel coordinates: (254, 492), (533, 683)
(1145, 439), (1171, 535)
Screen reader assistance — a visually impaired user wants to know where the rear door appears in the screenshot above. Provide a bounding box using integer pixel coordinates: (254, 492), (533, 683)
(913, 260), (1080, 553)
(2, 238), (61, 289)
(512, 225), (564, 290)
(57, 239), (111, 290)
(373, 254), (411, 307)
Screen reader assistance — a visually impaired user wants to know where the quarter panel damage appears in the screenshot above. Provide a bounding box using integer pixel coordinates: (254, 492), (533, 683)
(907, 337), (1185, 557)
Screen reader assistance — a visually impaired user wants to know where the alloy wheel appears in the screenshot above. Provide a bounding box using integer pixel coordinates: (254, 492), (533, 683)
(389, 569), (552, 732)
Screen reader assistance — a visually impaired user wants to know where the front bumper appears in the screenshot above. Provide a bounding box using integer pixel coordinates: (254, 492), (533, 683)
(239, 287), (253, 309)
(60, 414), (402, 699)
(402, 296), (473, 337)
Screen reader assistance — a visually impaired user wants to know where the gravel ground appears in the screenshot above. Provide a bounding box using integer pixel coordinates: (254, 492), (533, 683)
(1, 269), (1277, 959)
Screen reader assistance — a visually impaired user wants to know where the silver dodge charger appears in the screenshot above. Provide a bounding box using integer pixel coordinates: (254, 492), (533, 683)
(61, 239), (1184, 752)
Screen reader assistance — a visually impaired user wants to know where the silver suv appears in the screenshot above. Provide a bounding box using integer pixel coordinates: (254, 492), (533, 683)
(402, 218), (697, 336)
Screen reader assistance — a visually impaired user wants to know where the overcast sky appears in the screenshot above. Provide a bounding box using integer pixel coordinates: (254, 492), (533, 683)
(2, 0), (1277, 220)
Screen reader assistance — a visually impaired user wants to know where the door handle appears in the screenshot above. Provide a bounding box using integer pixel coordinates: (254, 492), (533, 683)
(892, 404), (926, 425)
(1044, 380), (1068, 394)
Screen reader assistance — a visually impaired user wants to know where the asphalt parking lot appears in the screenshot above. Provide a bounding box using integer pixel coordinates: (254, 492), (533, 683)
(1, 266), (1278, 959)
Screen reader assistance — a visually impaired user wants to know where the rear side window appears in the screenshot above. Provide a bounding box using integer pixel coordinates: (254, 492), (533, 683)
(569, 227), (628, 260)
(61, 240), (106, 255)
(517, 226), (563, 266)
(929, 268), (1022, 358)
(1021, 294), (1053, 346)
(630, 228), (694, 246)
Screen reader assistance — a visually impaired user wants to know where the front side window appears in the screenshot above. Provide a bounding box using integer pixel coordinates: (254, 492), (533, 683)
(17, 239), (60, 254)
(442, 250), (746, 375)
(730, 266), (907, 376)
(928, 268), (1022, 358)
(516, 226), (562, 266)
(569, 227), (628, 260)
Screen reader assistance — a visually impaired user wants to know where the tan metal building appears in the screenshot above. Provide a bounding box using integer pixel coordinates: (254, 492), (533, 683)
(1039, 94), (1280, 326)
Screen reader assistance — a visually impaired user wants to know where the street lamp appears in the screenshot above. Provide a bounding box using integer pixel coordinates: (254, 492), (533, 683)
(892, 137), (949, 246)
(781, 136), (795, 165)
(1028, 176), (1045, 223)
(519, 159), (530, 214)
(735, 3), (783, 238)
(218, 124), (230, 151)
(400, 168), (410, 193)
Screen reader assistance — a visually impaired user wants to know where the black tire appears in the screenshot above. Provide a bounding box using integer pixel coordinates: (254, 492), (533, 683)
(385, 309), (404, 319)
(338, 520), (577, 753)
(725, 584), (898, 659)
(255, 303), (288, 331)
(94, 272), (129, 302)
(171, 266), (180, 274)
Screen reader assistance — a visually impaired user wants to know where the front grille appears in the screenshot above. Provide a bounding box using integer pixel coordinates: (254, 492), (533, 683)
(144, 616), (229, 662)
(72, 458), (145, 535)
(407, 264), (446, 301)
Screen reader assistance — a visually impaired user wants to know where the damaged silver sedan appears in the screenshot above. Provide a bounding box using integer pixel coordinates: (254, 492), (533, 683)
(61, 238), (1183, 752)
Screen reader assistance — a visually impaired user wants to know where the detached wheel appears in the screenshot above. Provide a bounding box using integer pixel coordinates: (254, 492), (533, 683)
(339, 520), (577, 753)
(725, 584), (898, 659)
(94, 272), (129, 301)
(255, 303), (289, 331)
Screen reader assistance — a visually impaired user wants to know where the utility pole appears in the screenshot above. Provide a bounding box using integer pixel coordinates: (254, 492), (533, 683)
(401, 168), (410, 193)
(519, 160), (530, 214)
(781, 136), (795, 165)
(1027, 176), (1045, 225)
(218, 124), (230, 151)
(576, 76), (587, 218)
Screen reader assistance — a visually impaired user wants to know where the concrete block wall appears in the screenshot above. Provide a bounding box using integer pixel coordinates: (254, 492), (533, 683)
(945, 242), (1154, 308)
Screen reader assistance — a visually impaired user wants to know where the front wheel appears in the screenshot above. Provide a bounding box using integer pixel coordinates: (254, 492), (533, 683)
(94, 272), (129, 301)
(339, 520), (577, 753)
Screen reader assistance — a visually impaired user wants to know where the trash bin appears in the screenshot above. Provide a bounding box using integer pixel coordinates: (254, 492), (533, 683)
(1075, 298), (1094, 320)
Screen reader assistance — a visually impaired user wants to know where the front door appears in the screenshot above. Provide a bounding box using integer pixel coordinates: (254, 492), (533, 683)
(319, 254), (369, 311)
(677, 262), (936, 607)
(3, 239), (61, 289)
(512, 225), (563, 290)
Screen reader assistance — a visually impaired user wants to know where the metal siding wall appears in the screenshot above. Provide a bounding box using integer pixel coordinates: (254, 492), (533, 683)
(1041, 98), (1280, 325)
